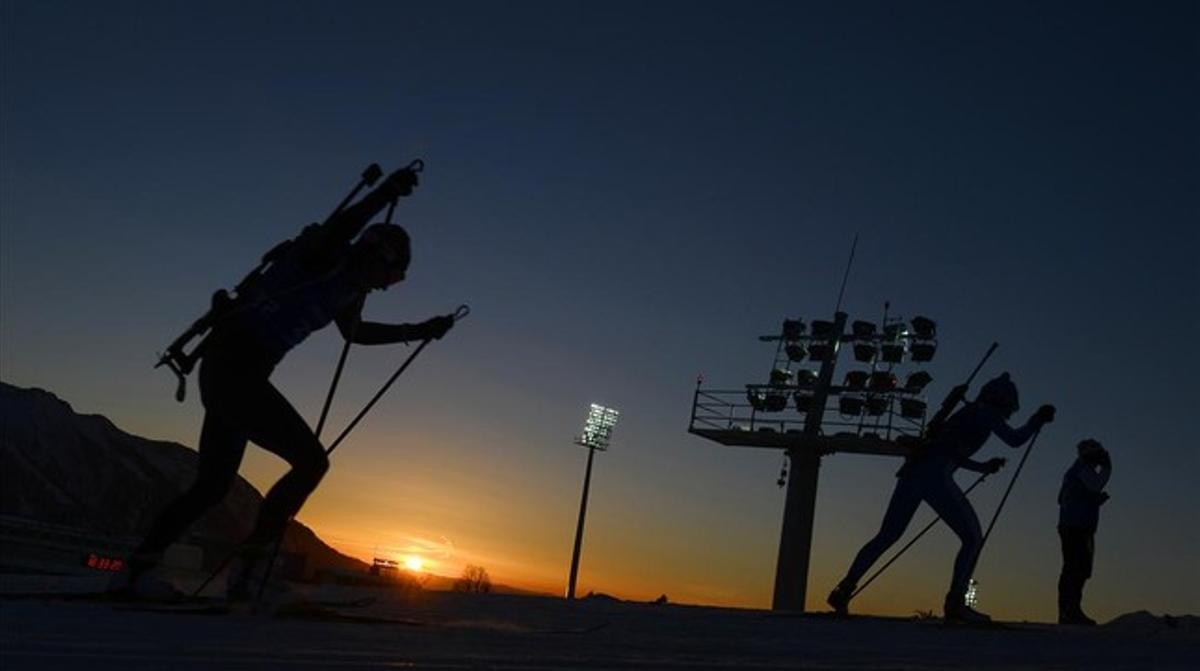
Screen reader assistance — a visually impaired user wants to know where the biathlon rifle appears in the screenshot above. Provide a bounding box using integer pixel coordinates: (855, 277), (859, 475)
(154, 161), (422, 402)
(922, 341), (998, 441)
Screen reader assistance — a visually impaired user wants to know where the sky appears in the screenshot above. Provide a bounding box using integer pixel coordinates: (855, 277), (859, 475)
(1, 1), (1196, 620)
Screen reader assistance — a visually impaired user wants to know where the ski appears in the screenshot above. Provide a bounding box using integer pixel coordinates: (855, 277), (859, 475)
(112, 601), (235, 615)
(0, 589), (214, 605)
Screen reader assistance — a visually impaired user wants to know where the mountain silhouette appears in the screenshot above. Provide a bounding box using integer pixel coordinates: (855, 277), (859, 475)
(0, 381), (365, 577)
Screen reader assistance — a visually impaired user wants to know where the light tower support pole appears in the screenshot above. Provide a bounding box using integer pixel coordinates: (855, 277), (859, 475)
(771, 310), (847, 611)
(567, 444), (597, 600)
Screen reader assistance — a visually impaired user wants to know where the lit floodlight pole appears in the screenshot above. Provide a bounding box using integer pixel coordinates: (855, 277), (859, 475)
(566, 403), (619, 600)
(771, 311), (846, 611)
(688, 304), (939, 612)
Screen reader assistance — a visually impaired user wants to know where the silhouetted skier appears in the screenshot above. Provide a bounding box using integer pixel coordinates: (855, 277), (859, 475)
(118, 167), (455, 600)
(826, 373), (1055, 622)
(1057, 438), (1111, 626)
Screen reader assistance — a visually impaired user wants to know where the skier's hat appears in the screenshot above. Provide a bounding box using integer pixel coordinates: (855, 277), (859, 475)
(357, 223), (411, 270)
(1077, 439), (1104, 457)
(977, 372), (1019, 413)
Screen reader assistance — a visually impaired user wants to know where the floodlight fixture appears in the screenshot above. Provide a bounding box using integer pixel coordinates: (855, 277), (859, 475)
(865, 396), (889, 416)
(851, 320), (877, 339)
(785, 343), (807, 362)
(910, 316), (936, 340)
(853, 343), (877, 362)
(905, 371), (933, 393)
(795, 369), (818, 389)
(782, 319), (806, 341)
(910, 342), (937, 362)
(900, 398), (927, 419)
(811, 320), (837, 339)
(769, 369), (793, 386)
(747, 389), (787, 412)
(576, 403), (619, 451)
(844, 370), (869, 390)
(868, 371), (898, 392)
(569, 402), (619, 600)
(839, 396), (864, 416)
(880, 342), (905, 363)
(883, 322), (907, 340)
(747, 390), (766, 411)
(808, 341), (835, 361)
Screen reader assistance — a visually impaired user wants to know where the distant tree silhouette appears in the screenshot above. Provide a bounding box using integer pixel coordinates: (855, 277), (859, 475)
(454, 564), (491, 593)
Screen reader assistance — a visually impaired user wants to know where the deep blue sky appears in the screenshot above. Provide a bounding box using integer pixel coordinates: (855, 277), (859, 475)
(2, 1), (1196, 617)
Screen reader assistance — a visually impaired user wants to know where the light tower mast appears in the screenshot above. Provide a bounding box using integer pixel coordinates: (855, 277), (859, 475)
(566, 403), (619, 600)
(688, 308), (939, 610)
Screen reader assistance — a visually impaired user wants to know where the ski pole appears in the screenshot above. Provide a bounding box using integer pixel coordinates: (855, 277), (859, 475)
(325, 304), (469, 457)
(250, 193), (407, 602)
(196, 304), (470, 599)
(851, 471), (991, 599)
(247, 306), (364, 602)
(313, 187), (397, 437)
(249, 304), (470, 601)
(192, 302), (368, 598)
(970, 426), (1043, 578)
(193, 342), (359, 599)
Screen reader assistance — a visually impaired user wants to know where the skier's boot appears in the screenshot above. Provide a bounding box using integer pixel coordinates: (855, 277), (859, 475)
(1057, 589), (1097, 625)
(944, 594), (992, 624)
(827, 582), (854, 616)
(227, 543), (296, 605)
(226, 543), (272, 602)
(1058, 604), (1097, 626)
(107, 552), (181, 602)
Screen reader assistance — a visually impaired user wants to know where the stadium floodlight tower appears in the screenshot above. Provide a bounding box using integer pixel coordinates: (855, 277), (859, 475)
(688, 303), (938, 611)
(566, 403), (619, 600)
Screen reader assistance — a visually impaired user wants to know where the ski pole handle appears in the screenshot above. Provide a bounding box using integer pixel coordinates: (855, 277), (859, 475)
(453, 304), (470, 321)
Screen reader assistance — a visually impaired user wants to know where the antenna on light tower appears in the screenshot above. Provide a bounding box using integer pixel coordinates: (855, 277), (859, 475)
(566, 403), (619, 600)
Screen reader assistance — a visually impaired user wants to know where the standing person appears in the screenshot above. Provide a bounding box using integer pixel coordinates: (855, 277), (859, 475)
(826, 373), (1055, 622)
(118, 166), (456, 600)
(1057, 439), (1111, 625)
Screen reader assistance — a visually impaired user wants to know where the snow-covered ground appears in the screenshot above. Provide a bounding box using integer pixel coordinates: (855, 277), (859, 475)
(2, 577), (1196, 670)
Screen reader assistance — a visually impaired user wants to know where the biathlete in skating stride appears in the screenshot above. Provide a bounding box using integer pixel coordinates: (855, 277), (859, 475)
(117, 165), (456, 600)
(826, 373), (1056, 623)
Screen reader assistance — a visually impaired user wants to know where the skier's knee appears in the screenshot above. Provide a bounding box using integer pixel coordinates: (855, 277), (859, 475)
(874, 526), (904, 547)
(298, 450), (329, 482)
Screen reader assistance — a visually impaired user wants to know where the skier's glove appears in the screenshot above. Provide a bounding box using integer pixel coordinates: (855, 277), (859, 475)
(1032, 404), (1056, 426)
(385, 168), (420, 197)
(421, 315), (455, 340)
(984, 457), (1007, 474)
